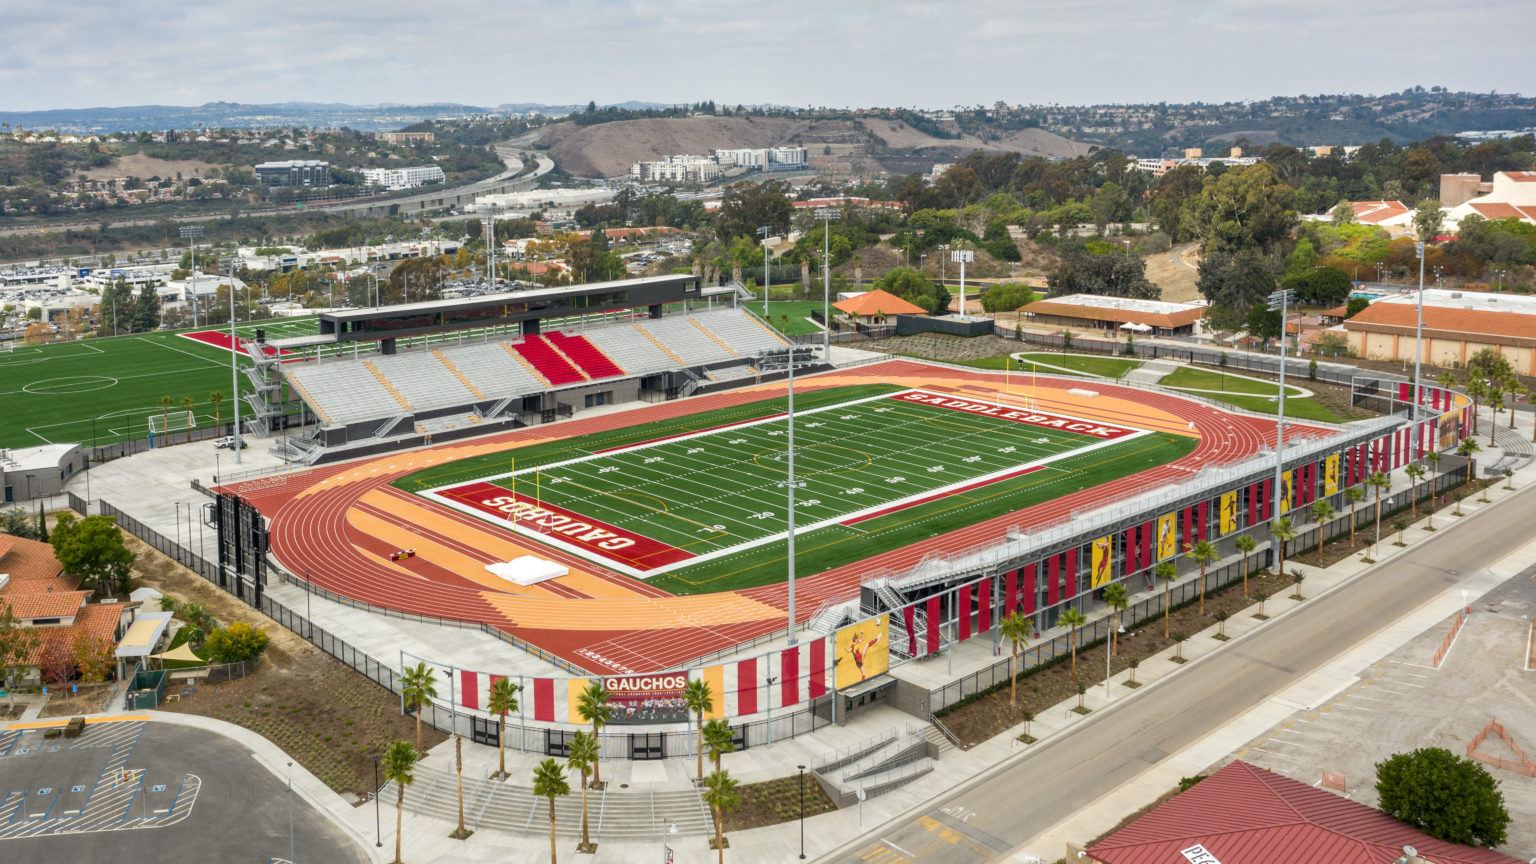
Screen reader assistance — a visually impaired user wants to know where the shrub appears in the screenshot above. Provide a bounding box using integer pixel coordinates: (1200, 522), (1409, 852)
(205, 621), (271, 664)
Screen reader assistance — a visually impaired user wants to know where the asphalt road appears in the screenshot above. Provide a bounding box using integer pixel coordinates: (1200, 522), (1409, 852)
(829, 482), (1536, 863)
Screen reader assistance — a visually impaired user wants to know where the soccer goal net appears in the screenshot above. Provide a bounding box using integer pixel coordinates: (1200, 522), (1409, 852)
(0, 341), (13, 353)
(149, 410), (197, 437)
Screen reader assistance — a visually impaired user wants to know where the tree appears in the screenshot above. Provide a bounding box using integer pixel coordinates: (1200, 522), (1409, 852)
(383, 741), (418, 864)
(998, 611), (1032, 706)
(1405, 463), (1427, 517)
(487, 677), (519, 780)
(575, 681), (612, 789)
(1375, 748), (1509, 847)
(72, 631), (114, 683)
(0, 507), (42, 540)
(1191, 163), (1298, 255)
(1270, 517), (1297, 579)
(1424, 452), (1442, 529)
(179, 397), (196, 443)
(684, 678), (715, 782)
(204, 621), (270, 663)
(532, 758), (570, 864)
(702, 769), (741, 864)
(50, 513), (135, 596)
(1198, 250), (1278, 332)
(1366, 471), (1391, 557)
(400, 662), (438, 754)
(1394, 516), (1409, 546)
(1155, 561), (1178, 637)
(980, 283), (1035, 313)
(1457, 437), (1481, 477)
(1413, 200), (1444, 243)
(209, 391), (224, 434)
(1103, 584), (1129, 657)
(129, 282), (160, 332)
(1185, 540), (1218, 616)
(566, 731), (599, 853)
(715, 180), (792, 245)
(1484, 381), (1504, 446)
(703, 718), (735, 774)
(1058, 608), (1088, 682)
(1048, 245), (1158, 300)
(156, 395), (173, 443)
(1234, 534), (1258, 598)
(873, 267), (950, 315)
(1308, 500), (1335, 564)
(0, 601), (42, 706)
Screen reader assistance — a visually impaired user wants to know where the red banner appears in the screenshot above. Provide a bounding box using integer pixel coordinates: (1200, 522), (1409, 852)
(890, 392), (1138, 439)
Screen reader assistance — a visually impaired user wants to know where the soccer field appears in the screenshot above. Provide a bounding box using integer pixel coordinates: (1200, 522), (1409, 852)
(422, 387), (1197, 592)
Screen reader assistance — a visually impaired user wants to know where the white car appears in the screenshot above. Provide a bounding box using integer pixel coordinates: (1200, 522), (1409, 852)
(213, 436), (246, 450)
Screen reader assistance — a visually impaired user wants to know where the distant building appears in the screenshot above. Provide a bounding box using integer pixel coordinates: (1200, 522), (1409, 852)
(255, 160), (330, 188)
(1342, 287), (1536, 374)
(358, 165), (446, 190)
(628, 155), (721, 183)
(1300, 200), (1413, 229)
(1443, 170), (1536, 226)
(376, 131), (435, 145)
(1019, 294), (1207, 337)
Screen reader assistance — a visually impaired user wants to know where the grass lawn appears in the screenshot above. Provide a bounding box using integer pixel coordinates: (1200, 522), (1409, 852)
(1159, 366), (1305, 397)
(1014, 352), (1142, 378)
(1191, 391), (1343, 423)
(399, 384), (1198, 594)
(753, 301), (829, 336)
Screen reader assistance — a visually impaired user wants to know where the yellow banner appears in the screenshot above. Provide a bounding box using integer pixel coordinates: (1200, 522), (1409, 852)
(1156, 513), (1177, 561)
(1280, 470), (1294, 514)
(1324, 455), (1340, 496)
(699, 666), (725, 720)
(1219, 491), (1238, 535)
(568, 679), (589, 724)
(834, 614), (889, 691)
(1091, 536), (1113, 588)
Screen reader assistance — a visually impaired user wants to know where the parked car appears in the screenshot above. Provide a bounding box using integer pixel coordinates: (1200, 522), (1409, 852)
(213, 436), (247, 450)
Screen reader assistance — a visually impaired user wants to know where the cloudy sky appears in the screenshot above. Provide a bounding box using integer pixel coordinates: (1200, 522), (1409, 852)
(4, 0), (1530, 110)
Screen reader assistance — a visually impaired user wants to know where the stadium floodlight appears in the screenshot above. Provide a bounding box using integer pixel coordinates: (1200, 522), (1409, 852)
(180, 224), (204, 327)
(756, 226), (772, 319)
(782, 345), (800, 645)
(951, 248), (975, 318)
(1267, 289), (1294, 525)
(1413, 241), (1426, 423)
(228, 254), (242, 464)
(815, 207), (838, 362)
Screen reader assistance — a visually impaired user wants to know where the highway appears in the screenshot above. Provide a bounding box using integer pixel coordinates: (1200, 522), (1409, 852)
(827, 482), (1536, 863)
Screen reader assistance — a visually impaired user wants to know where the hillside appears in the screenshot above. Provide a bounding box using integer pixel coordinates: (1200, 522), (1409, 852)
(535, 115), (1092, 178)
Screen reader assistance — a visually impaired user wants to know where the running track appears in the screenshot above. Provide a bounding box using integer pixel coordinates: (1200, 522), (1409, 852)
(243, 360), (1336, 675)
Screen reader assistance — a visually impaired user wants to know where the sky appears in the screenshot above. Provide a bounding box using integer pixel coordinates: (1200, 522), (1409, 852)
(4, 0), (1532, 111)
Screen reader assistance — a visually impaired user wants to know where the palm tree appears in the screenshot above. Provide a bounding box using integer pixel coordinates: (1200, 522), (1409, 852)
(382, 740), (418, 864)
(180, 397), (196, 443)
(1058, 608), (1088, 682)
(1393, 516), (1409, 546)
(1214, 610), (1230, 639)
(1457, 437), (1481, 476)
(1425, 452), (1442, 528)
(1270, 517), (1297, 579)
(566, 731), (599, 853)
(1290, 570), (1306, 600)
(1343, 486), (1365, 546)
(1308, 500), (1335, 564)
(1234, 535), (1257, 598)
(1464, 377), (1485, 436)
(1102, 584), (1129, 657)
(1437, 370), (1457, 397)
(998, 610), (1032, 706)
(210, 390), (224, 433)
(684, 679), (715, 783)
(1509, 382), (1523, 429)
(1404, 463), (1426, 517)
(532, 758), (570, 864)
(703, 718), (735, 773)
(156, 395), (173, 441)
(400, 662), (438, 754)
(1172, 632), (1188, 662)
(1154, 561), (1178, 638)
(1485, 381), (1504, 445)
(1366, 471), (1391, 558)
(487, 678), (519, 780)
(575, 681), (612, 789)
(1185, 540), (1218, 615)
(702, 770), (742, 864)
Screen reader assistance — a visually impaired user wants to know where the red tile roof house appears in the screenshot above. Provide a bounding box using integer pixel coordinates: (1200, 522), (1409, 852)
(0, 534), (138, 689)
(1086, 761), (1521, 864)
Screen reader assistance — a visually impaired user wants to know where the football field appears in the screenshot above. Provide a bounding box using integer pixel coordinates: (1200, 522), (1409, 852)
(423, 387), (1196, 592)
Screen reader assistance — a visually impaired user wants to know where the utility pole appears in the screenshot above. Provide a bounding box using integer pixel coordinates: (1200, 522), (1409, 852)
(1413, 241), (1426, 423)
(757, 225), (771, 319)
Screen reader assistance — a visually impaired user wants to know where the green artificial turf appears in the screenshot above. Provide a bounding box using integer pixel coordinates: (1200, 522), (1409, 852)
(754, 301), (829, 336)
(1158, 365), (1305, 396)
(1188, 391), (1343, 423)
(1012, 353), (1142, 378)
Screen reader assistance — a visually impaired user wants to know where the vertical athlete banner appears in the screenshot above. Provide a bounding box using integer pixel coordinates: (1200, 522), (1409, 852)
(1324, 454), (1340, 497)
(834, 614), (889, 690)
(1219, 490), (1238, 535)
(1091, 536), (1113, 588)
(1156, 513), (1177, 560)
(1280, 470), (1294, 514)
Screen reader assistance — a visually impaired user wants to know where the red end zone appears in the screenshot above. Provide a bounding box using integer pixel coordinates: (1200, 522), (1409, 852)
(181, 330), (293, 360)
(434, 481), (696, 571)
(892, 391), (1139, 439)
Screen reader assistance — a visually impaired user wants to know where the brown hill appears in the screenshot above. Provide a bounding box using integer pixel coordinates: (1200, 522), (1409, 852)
(536, 115), (1092, 178)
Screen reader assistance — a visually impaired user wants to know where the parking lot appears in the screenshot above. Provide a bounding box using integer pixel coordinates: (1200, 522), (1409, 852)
(0, 719), (369, 864)
(1222, 568), (1536, 856)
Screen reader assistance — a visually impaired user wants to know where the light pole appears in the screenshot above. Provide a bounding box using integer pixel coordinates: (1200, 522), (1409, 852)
(756, 225), (771, 319)
(797, 764), (807, 859)
(180, 224), (203, 327)
(287, 760), (295, 864)
(938, 243), (949, 287)
(304, 568), (313, 638)
(815, 207), (836, 361)
(1268, 289), (1294, 530)
(1413, 241), (1426, 423)
(1104, 619), (1124, 698)
(765, 674), (779, 744)
(372, 754), (383, 847)
(951, 248), (974, 317)
(228, 255), (242, 464)
(778, 347), (804, 650)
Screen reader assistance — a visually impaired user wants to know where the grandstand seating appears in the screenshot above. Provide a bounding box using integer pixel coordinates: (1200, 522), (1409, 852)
(369, 353), (479, 413)
(582, 325), (680, 375)
(699, 310), (791, 354)
(513, 336), (586, 386)
(448, 343), (548, 398)
(288, 363), (403, 425)
(546, 332), (626, 379)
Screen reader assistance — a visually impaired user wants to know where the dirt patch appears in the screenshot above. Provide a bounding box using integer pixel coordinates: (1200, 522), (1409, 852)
(85, 153), (225, 181)
(724, 773), (837, 832)
(40, 685), (115, 718)
(1144, 242), (1201, 303)
(938, 575), (1278, 749)
(537, 117), (866, 178)
(0, 703), (26, 721)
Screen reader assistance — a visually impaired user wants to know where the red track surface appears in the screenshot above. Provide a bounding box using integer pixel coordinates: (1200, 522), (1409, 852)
(249, 360), (1335, 675)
